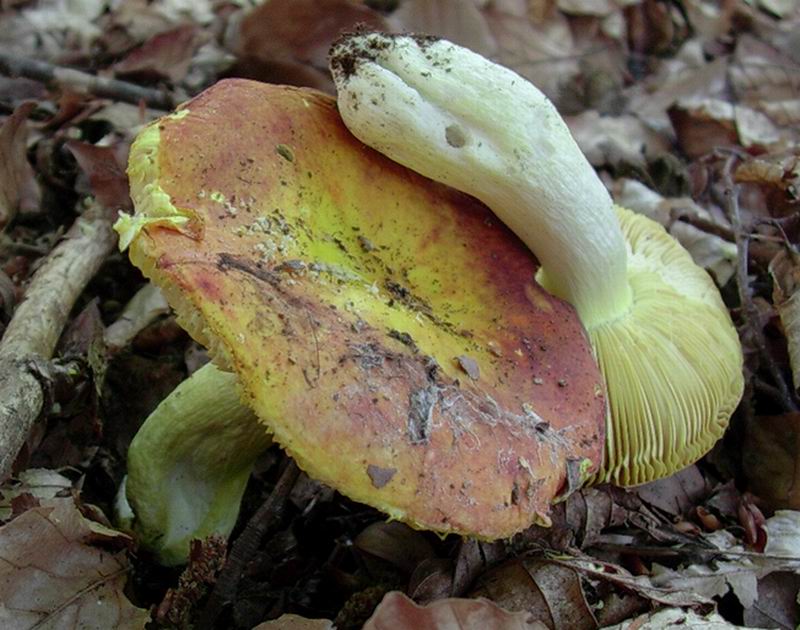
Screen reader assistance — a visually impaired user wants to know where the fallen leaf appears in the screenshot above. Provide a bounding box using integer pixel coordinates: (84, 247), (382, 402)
(744, 413), (800, 510)
(770, 249), (800, 392)
(566, 111), (670, 170)
(113, 24), (204, 83)
(0, 497), (147, 629)
(730, 34), (800, 135)
(252, 615), (334, 629)
(363, 591), (547, 630)
(0, 102), (40, 230)
(635, 465), (708, 517)
(625, 49), (728, 135)
(66, 140), (132, 211)
(669, 97), (789, 157)
(230, 0), (387, 91)
(470, 559), (597, 630)
(392, 0), (497, 56)
(602, 607), (756, 629)
(742, 571), (800, 629)
(354, 521), (435, 575)
(482, 7), (580, 101)
(0, 0), (106, 59)
(0, 468), (72, 521)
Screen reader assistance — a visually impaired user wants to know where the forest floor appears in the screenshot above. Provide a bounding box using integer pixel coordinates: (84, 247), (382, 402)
(0, 1), (799, 629)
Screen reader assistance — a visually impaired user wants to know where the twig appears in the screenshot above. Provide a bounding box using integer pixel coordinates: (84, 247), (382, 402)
(0, 52), (178, 111)
(0, 201), (117, 480)
(198, 459), (301, 629)
(722, 156), (799, 412)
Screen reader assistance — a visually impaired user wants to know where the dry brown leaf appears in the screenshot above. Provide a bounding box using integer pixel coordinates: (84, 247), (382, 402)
(392, 0), (497, 56)
(602, 607), (754, 629)
(482, 7), (579, 101)
(548, 556), (716, 609)
(66, 140), (132, 211)
(0, 497), (147, 629)
(470, 559), (597, 629)
(730, 35), (800, 136)
(557, 0), (617, 17)
(354, 521), (436, 575)
(635, 465), (708, 517)
(230, 0), (387, 91)
(567, 111), (670, 169)
(363, 591), (547, 630)
(770, 249), (800, 391)
(744, 413), (800, 510)
(742, 571), (800, 629)
(0, 0), (106, 58)
(625, 46), (728, 135)
(0, 469), (72, 522)
(670, 97), (789, 157)
(0, 102), (40, 231)
(252, 615), (334, 629)
(113, 23), (205, 83)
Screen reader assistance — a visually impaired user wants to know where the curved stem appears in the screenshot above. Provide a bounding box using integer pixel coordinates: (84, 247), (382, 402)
(331, 34), (631, 327)
(123, 362), (272, 565)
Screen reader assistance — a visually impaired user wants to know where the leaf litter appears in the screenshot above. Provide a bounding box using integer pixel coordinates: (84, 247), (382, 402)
(0, 0), (799, 628)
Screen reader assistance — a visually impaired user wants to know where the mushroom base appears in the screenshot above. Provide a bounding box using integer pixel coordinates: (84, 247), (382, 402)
(124, 362), (272, 565)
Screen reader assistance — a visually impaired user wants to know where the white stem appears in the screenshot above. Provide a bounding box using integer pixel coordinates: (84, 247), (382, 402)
(124, 361), (271, 565)
(331, 34), (632, 327)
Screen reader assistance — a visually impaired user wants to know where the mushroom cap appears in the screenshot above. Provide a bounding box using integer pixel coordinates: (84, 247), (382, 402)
(123, 79), (606, 538)
(591, 206), (743, 486)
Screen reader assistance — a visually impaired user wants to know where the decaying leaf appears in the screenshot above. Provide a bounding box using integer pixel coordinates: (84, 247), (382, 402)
(363, 591), (547, 630)
(252, 616), (334, 630)
(744, 413), (800, 511)
(0, 497), (147, 629)
(770, 249), (800, 392)
(470, 559), (596, 630)
(0, 102), (40, 230)
(392, 0), (497, 56)
(229, 0), (387, 90)
(602, 607), (756, 629)
(113, 23), (205, 83)
(567, 111), (670, 170)
(669, 97), (788, 157)
(66, 140), (132, 211)
(0, 468), (72, 521)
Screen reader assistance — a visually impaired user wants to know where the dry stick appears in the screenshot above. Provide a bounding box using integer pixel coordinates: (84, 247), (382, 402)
(0, 202), (117, 480)
(0, 52), (178, 111)
(198, 459), (301, 630)
(723, 158), (799, 412)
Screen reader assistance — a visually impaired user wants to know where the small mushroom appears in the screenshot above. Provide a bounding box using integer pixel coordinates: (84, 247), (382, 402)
(115, 80), (605, 564)
(329, 33), (743, 486)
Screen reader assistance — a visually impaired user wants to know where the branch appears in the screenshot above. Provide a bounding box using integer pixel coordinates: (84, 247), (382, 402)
(0, 201), (117, 479)
(0, 52), (178, 111)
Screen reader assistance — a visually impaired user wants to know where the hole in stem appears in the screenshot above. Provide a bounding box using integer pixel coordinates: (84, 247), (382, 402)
(445, 124), (467, 148)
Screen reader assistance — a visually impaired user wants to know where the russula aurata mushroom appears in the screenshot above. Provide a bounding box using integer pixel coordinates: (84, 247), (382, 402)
(328, 33), (744, 486)
(115, 80), (606, 564)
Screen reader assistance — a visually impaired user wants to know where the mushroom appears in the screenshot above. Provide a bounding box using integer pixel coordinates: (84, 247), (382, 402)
(115, 80), (606, 564)
(328, 33), (743, 486)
